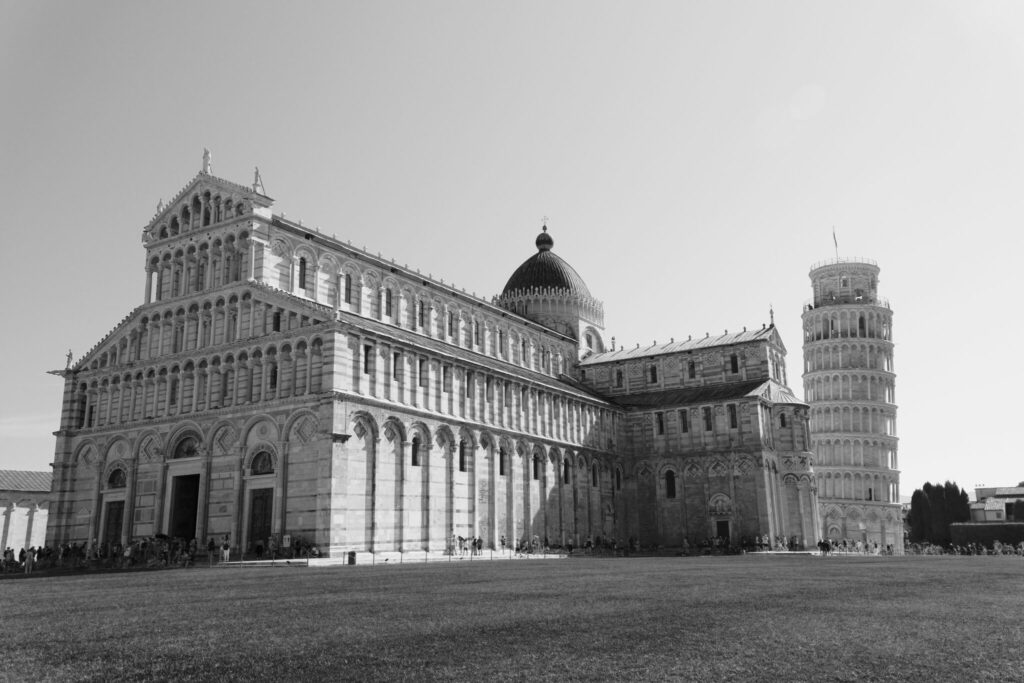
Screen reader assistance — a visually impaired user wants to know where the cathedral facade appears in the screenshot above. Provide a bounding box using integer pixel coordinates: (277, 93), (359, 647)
(46, 160), (819, 557)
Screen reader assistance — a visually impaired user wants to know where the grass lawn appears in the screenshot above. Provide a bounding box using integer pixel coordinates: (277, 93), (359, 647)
(2, 555), (1022, 682)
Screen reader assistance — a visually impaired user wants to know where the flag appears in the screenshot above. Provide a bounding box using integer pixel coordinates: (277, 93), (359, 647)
(833, 226), (837, 249)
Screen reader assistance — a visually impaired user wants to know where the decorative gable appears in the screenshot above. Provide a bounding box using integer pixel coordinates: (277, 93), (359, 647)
(142, 156), (274, 244)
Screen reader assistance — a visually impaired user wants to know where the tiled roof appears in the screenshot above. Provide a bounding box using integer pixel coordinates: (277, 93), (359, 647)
(606, 379), (803, 409)
(0, 470), (52, 492)
(581, 326), (777, 365)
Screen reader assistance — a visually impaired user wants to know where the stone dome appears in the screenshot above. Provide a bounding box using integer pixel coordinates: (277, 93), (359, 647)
(500, 227), (592, 298)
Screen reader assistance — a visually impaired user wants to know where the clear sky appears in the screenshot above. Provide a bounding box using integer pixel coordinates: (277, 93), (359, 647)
(2, 1), (1022, 497)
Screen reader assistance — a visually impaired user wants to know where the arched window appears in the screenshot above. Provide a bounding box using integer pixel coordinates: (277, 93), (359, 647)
(172, 436), (199, 459)
(666, 471), (676, 499)
(458, 439), (468, 473)
(385, 289), (393, 317)
(563, 459), (571, 484)
(780, 413), (788, 428)
(532, 455), (540, 480)
(108, 468), (127, 488)
(251, 451), (274, 475)
(592, 463), (598, 487)
(344, 273), (352, 304)
(498, 447), (507, 476)
(411, 436), (422, 467)
(298, 257), (308, 290)
(649, 365), (658, 383)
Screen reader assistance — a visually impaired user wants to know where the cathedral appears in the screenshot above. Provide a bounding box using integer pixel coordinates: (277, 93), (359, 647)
(46, 157), (820, 558)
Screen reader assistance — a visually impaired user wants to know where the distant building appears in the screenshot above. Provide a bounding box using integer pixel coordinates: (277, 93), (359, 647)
(802, 257), (902, 551)
(45, 157), (819, 558)
(970, 487), (1024, 522)
(0, 470), (52, 552)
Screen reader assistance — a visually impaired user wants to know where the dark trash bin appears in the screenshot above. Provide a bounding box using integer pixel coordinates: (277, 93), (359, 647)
(347, 551), (356, 565)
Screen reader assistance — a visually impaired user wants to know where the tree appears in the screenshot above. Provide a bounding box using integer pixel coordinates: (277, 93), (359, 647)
(910, 481), (972, 544)
(927, 483), (949, 544)
(909, 489), (931, 543)
(945, 481), (970, 524)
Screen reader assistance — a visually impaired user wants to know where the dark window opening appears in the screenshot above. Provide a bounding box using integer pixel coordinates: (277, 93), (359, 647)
(499, 448), (507, 476)
(363, 345), (373, 375)
(730, 354), (739, 374)
(251, 451), (274, 475)
(703, 406), (713, 432)
(298, 257), (308, 290)
(649, 365), (658, 383)
(656, 412), (665, 435)
(666, 471), (676, 499)
(411, 436), (421, 466)
(680, 409), (689, 433)
(108, 469), (127, 488)
(272, 311), (282, 332)
(563, 460), (571, 484)
(688, 360), (696, 379)
(615, 370), (623, 387)
(344, 273), (352, 304)
(385, 289), (393, 316)
(458, 440), (467, 472)
(728, 404), (737, 429)
(173, 436), (199, 459)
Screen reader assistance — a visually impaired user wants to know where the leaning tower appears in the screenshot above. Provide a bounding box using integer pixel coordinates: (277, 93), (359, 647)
(802, 258), (902, 552)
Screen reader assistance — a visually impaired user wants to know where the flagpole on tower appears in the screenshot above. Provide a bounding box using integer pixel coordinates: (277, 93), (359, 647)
(833, 225), (839, 259)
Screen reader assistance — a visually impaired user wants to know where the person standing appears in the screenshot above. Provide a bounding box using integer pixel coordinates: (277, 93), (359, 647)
(221, 536), (231, 563)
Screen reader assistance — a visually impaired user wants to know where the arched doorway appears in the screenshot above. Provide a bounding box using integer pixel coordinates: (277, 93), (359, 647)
(166, 435), (201, 540)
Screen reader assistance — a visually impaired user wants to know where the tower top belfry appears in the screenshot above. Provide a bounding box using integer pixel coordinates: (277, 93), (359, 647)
(807, 256), (883, 310)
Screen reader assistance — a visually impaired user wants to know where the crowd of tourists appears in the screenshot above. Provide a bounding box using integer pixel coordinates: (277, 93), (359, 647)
(816, 538), (898, 555)
(905, 540), (1024, 556)
(1, 534), (326, 576)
